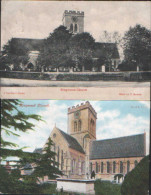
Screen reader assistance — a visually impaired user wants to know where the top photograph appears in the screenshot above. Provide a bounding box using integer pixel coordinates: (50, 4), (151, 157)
(1, 1), (150, 87)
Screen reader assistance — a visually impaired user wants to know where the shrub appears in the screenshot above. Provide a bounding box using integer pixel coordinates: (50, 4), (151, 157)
(121, 156), (149, 195)
(94, 179), (121, 195)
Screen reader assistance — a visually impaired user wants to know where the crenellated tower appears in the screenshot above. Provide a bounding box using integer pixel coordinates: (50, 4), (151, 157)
(62, 10), (84, 34)
(67, 101), (97, 151)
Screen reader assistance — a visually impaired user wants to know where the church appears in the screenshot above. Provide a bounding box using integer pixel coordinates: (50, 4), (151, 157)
(10, 10), (120, 72)
(42, 101), (146, 181)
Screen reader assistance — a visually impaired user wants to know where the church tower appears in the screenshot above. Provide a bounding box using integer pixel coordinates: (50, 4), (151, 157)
(67, 101), (97, 150)
(62, 10), (84, 34)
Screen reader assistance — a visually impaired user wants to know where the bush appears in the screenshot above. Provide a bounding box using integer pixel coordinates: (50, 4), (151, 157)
(121, 156), (149, 195)
(94, 179), (121, 195)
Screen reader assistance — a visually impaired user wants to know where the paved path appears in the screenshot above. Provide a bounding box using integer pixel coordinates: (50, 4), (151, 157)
(1, 78), (150, 87)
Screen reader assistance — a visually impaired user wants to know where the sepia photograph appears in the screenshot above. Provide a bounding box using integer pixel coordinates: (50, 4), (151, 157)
(1, 99), (150, 194)
(0, 1), (151, 87)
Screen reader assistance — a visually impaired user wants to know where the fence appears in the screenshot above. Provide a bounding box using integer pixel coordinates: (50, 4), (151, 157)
(0, 70), (150, 82)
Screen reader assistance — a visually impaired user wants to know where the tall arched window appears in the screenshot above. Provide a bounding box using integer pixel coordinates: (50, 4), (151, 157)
(96, 162), (98, 173)
(74, 24), (78, 33)
(74, 121), (77, 132)
(90, 162), (92, 173)
(107, 162), (110, 173)
(70, 24), (73, 32)
(127, 161), (130, 173)
(57, 147), (60, 168)
(78, 120), (82, 131)
(120, 161), (123, 173)
(113, 161), (116, 173)
(101, 162), (104, 173)
(61, 150), (64, 170)
(134, 160), (138, 167)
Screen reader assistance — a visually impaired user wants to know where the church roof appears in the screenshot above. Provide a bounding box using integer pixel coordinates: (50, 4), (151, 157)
(93, 42), (120, 59)
(11, 38), (119, 59)
(11, 38), (44, 51)
(33, 148), (43, 154)
(90, 133), (145, 160)
(58, 129), (85, 154)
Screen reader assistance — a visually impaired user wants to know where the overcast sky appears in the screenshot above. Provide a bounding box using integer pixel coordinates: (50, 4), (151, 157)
(3, 100), (150, 160)
(1, 1), (151, 48)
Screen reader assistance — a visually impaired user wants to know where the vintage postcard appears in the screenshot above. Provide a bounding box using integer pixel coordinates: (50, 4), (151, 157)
(1, 99), (150, 194)
(0, 1), (151, 87)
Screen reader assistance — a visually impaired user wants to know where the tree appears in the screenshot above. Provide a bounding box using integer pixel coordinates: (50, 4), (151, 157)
(31, 137), (62, 181)
(121, 155), (149, 195)
(0, 38), (29, 70)
(100, 31), (122, 45)
(69, 32), (95, 71)
(1, 99), (42, 158)
(37, 25), (72, 71)
(122, 24), (151, 71)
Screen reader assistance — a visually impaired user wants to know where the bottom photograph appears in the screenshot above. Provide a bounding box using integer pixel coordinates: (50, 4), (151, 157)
(1, 99), (150, 195)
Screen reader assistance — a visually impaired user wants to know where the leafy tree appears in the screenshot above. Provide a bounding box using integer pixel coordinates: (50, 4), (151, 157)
(31, 137), (62, 181)
(122, 24), (151, 71)
(121, 155), (149, 195)
(0, 38), (29, 70)
(37, 25), (72, 71)
(69, 32), (95, 71)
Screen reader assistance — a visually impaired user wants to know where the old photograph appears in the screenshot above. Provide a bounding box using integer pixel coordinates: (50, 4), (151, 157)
(0, 1), (151, 87)
(1, 99), (150, 194)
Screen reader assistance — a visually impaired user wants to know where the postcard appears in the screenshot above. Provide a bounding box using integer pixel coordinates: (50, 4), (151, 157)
(0, 1), (151, 87)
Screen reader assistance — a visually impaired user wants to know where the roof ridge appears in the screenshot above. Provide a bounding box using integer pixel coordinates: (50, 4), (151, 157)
(94, 133), (144, 142)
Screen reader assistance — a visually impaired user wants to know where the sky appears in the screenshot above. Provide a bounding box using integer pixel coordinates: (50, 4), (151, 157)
(2, 100), (150, 158)
(1, 1), (151, 49)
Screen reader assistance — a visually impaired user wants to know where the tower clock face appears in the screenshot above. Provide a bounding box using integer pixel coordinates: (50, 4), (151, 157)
(72, 16), (78, 22)
(74, 111), (80, 119)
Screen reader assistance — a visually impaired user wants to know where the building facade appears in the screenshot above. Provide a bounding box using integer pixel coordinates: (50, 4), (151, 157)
(43, 101), (146, 181)
(62, 10), (84, 34)
(9, 10), (120, 72)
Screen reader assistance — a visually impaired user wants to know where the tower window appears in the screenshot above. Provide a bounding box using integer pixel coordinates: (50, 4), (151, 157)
(70, 24), (73, 33)
(74, 121), (77, 132)
(74, 24), (78, 33)
(78, 120), (82, 131)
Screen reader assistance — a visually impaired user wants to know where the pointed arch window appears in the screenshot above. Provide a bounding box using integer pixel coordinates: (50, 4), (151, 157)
(101, 162), (104, 173)
(96, 162), (98, 173)
(127, 161), (130, 173)
(120, 161), (123, 173)
(74, 24), (78, 33)
(57, 147), (60, 168)
(113, 161), (116, 173)
(78, 120), (82, 131)
(70, 24), (73, 33)
(107, 161), (110, 173)
(74, 121), (77, 132)
(134, 160), (138, 167)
